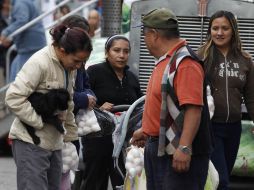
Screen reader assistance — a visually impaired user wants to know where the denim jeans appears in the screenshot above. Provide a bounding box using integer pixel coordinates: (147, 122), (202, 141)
(144, 137), (209, 190)
(210, 121), (242, 190)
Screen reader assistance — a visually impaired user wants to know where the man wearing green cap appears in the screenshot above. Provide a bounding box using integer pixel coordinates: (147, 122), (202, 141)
(131, 8), (212, 190)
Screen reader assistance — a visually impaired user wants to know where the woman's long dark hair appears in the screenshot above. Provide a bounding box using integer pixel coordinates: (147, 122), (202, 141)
(197, 10), (250, 75)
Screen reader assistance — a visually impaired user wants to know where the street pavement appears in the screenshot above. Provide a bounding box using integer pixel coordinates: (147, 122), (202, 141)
(0, 156), (114, 190)
(1, 156), (254, 190)
(0, 156), (16, 190)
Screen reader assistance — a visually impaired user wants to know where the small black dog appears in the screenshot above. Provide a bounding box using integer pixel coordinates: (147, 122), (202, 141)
(22, 88), (70, 145)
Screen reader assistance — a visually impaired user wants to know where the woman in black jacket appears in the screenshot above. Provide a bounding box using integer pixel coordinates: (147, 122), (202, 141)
(81, 34), (143, 190)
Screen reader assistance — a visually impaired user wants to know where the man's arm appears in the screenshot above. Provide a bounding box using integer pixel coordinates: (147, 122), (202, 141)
(179, 105), (202, 147)
(172, 104), (202, 172)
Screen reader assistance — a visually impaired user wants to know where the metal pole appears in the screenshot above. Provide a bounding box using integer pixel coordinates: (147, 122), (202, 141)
(198, 0), (209, 45)
(8, 0), (72, 39)
(0, 83), (10, 94)
(101, 0), (122, 37)
(5, 44), (16, 84)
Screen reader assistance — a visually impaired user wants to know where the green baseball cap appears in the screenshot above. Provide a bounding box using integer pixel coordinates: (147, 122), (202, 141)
(142, 8), (178, 29)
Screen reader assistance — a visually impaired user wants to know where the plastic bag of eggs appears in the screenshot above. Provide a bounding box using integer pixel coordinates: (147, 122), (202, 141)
(207, 85), (215, 119)
(76, 109), (101, 136)
(125, 145), (144, 178)
(62, 142), (79, 173)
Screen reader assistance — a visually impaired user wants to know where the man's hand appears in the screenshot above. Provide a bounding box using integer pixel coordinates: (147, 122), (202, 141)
(130, 128), (147, 147)
(172, 149), (191, 173)
(172, 104), (201, 172)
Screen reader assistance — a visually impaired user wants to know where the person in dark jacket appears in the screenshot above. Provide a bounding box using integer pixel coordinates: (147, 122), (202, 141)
(0, 0), (46, 82)
(0, 0), (11, 85)
(61, 14), (97, 115)
(60, 15), (96, 190)
(198, 10), (254, 190)
(81, 34), (143, 190)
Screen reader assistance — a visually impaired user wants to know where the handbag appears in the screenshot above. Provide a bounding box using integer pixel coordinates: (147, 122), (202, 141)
(85, 107), (115, 138)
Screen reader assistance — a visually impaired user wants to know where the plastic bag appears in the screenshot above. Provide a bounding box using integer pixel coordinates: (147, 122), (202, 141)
(84, 107), (116, 138)
(125, 146), (144, 178)
(76, 109), (101, 136)
(62, 142), (79, 173)
(124, 168), (146, 190)
(205, 160), (219, 190)
(207, 85), (215, 119)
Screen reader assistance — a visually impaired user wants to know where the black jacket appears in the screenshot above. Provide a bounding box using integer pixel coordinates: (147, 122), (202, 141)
(0, 16), (8, 68)
(87, 61), (143, 106)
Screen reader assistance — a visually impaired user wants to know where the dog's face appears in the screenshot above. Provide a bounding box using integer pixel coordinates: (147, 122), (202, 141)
(46, 89), (70, 111)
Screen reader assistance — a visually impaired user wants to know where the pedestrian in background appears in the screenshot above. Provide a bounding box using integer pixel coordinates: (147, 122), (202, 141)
(0, 0), (11, 86)
(60, 14), (96, 190)
(197, 10), (254, 190)
(88, 9), (101, 38)
(54, 4), (71, 21)
(0, 0), (46, 82)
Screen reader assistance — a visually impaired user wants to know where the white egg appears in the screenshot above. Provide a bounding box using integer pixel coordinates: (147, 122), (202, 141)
(82, 115), (89, 121)
(133, 157), (142, 165)
(125, 162), (133, 170)
(135, 166), (143, 174)
(83, 127), (92, 135)
(78, 128), (83, 135)
(71, 151), (77, 158)
(63, 164), (69, 173)
(126, 153), (134, 162)
(91, 123), (100, 131)
(65, 148), (72, 156)
(85, 110), (92, 116)
(65, 157), (72, 164)
(62, 158), (68, 166)
(78, 121), (86, 128)
(130, 148), (140, 158)
(87, 117), (98, 126)
(85, 119), (92, 126)
(129, 167), (136, 177)
(70, 160), (77, 168)
(62, 147), (68, 155)
(69, 142), (75, 149)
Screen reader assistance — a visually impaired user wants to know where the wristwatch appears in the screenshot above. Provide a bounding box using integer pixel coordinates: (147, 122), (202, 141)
(178, 145), (192, 155)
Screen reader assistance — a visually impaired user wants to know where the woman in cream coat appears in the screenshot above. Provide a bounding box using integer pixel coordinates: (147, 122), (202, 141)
(5, 24), (92, 190)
